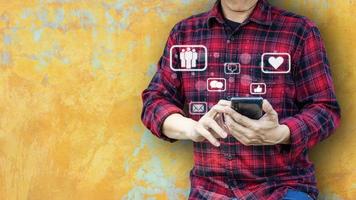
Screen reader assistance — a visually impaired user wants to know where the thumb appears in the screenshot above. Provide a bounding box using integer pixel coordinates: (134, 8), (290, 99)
(262, 99), (277, 116)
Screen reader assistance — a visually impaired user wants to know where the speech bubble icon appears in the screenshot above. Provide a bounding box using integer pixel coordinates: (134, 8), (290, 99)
(224, 63), (240, 74)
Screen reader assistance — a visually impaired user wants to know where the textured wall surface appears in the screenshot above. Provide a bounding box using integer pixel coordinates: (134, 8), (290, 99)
(0, 0), (355, 199)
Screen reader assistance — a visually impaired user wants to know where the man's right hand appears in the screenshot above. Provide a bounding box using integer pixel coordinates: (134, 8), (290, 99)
(181, 100), (231, 147)
(162, 100), (231, 147)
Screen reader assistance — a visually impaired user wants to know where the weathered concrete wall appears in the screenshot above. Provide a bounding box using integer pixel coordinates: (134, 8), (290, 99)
(0, 0), (355, 199)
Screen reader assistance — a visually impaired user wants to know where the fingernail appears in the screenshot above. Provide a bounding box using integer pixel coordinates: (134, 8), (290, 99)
(222, 132), (227, 138)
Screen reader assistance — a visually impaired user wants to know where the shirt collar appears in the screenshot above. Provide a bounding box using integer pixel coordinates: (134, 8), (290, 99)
(207, 0), (272, 28)
(207, 0), (225, 26)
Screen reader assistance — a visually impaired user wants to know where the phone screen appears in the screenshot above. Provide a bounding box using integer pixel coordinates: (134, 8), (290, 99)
(231, 97), (263, 120)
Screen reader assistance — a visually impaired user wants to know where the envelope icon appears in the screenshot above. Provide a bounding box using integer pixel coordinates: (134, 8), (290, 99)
(190, 102), (207, 115)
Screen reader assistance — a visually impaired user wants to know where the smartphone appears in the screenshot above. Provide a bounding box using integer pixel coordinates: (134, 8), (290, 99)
(231, 97), (263, 120)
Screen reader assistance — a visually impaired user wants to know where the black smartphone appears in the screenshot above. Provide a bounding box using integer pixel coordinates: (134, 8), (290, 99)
(231, 97), (263, 120)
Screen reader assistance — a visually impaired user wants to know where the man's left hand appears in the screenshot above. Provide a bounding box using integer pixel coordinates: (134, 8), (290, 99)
(222, 99), (291, 146)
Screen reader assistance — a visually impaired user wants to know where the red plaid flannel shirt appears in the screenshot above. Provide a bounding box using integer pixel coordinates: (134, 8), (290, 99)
(141, 0), (341, 199)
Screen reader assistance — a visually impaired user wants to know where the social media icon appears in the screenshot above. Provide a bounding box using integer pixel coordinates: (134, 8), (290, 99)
(207, 78), (226, 92)
(261, 52), (291, 74)
(189, 102), (207, 115)
(250, 83), (266, 95)
(170, 45), (208, 71)
(224, 63), (240, 74)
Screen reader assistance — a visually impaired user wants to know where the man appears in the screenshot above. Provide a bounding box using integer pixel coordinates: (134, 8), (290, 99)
(141, 0), (341, 199)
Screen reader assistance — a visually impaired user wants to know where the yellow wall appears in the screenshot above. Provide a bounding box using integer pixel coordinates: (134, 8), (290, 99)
(0, 0), (355, 199)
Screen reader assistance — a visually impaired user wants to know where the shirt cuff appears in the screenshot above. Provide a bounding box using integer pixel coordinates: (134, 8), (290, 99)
(153, 104), (186, 143)
(280, 116), (308, 162)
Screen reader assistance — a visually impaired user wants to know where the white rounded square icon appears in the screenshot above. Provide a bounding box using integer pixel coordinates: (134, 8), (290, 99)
(189, 102), (207, 115)
(207, 78), (226, 92)
(261, 52), (291, 74)
(170, 45), (208, 72)
(224, 63), (240, 74)
(250, 83), (266, 95)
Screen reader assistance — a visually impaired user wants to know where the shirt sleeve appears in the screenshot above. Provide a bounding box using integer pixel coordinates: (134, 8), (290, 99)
(280, 25), (341, 161)
(141, 24), (186, 142)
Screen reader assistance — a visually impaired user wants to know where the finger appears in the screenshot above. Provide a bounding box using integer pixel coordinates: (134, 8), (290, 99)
(213, 112), (222, 121)
(196, 126), (220, 147)
(217, 99), (231, 107)
(211, 130), (222, 138)
(226, 116), (251, 145)
(214, 113), (229, 133)
(225, 115), (256, 140)
(207, 104), (230, 118)
(205, 118), (227, 138)
(224, 107), (258, 129)
(226, 116), (263, 145)
(206, 100), (231, 118)
(209, 128), (227, 139)
(262, 99), (277, 116)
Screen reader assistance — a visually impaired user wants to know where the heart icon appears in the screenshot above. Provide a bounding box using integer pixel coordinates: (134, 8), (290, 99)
(268, 56), (284, 69)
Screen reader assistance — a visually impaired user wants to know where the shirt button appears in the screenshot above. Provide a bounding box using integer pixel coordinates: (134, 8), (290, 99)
(226, 39), (231, 43)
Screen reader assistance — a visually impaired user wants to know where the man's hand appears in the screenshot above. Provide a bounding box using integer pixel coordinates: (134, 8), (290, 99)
(184, 100), (230, 147)
(223, 99), (291, 145)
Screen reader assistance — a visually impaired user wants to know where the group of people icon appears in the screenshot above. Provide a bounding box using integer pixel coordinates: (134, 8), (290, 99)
(179, 47), (198, 69)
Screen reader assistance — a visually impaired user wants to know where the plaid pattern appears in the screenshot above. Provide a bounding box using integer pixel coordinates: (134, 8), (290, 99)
(141, 0), (341, 199)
